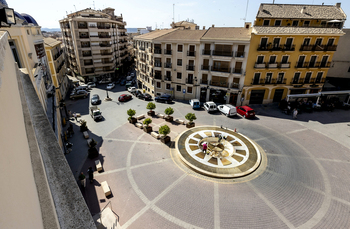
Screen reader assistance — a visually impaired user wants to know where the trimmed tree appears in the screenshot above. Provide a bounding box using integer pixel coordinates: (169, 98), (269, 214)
(127, 109), (137, 124)
(164, 107), (174, 122)
(143, 118), (153, 133)
(80, 119), (88, 132)
(185, 113), (197, 128)
(146, 102), (156, 116)
(159, 124), (171, 143)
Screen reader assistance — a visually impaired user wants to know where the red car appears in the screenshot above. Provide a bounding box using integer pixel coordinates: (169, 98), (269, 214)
(118, 94), (132, 102)
(237, 106), (255, 119)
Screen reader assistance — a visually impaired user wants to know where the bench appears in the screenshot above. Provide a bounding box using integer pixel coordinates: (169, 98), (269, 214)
(151, 131), (160, 139)
(174, 119), (185, 124)
(95, 160), (102, 172)
(136, 114), (145, 120)
(101, 181), (111, 197)
(83, 131), (89, 139)
(76, 113), (81, 117)
(157, 113), (165, 119)
(135, 122), (143, 129)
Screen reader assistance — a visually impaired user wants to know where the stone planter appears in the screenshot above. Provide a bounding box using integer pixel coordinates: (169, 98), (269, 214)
(143, 126), (153, 133)
(88, 147), (99, 159)
(186, 122), (195, 128)
(160, 136), (171, 144)
(128, 117), (137, 124)
(165, 116), (173, 122)
(147, 111), (155, 116)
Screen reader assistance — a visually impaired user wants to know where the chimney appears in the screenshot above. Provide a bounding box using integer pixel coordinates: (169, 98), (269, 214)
(212, 24), (215, 28)
(336, 3), (341, 8)
(203, 26), (206, 30)
(245, 22), (251, 29)
(301, 6), (306, 14)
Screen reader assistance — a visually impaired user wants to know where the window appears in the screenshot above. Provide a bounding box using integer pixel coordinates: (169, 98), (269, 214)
(281, 56), (289, 63)
(27, 30), (30, 35)
(177, 59), (182, 66)
(321, 21), (327, 27)
(292, 20), (299, 26)
(253, 73), (261, 84)
(304, 21), (310, 27)
(177, 72), (182, 79)
(176, 85), (181, 91)
(305, 72), (312, 83)
(187, 86), (193, 93)
(269, 56), (276, 64)
(263, 20), (270, 26)
(293, 72), (301, 83)
(260, 38), (268, 49)
(315, 72), (323, 83)
(303, 38), (311, 46)
(273, 38), (280, 49)
(315, 38), (322, 46)
(277, 72), (284, 83)
(178, 45), (183, 52)
(166, 83), (171, 90)
(156, 82), (161, 88)
(257, 56), (264, 64)
(266, 73), (272, 84)
(275, 20), (281, 26)
(327, 38), (334, 46)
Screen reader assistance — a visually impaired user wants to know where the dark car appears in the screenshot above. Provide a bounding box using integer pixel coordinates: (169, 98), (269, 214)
(134, 90), (142, 97)
(118, 94), (132, 102)
(138, 93), (152, 101)
(236, 106), (256, 119)
(91, 94), (101, 105)
(155, 94), (172, 103)
(120, 80), (126, 86)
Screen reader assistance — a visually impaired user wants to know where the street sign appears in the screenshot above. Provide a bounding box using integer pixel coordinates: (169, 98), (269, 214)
(183, 89), (186, 94)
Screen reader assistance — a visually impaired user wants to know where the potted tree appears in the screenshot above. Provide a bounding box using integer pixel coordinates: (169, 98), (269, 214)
(185, 113), (197, 128)
(146, 102), (156, 116)
(80, 119), (88, 132)
(164, 107), (174, 122)
(143, 118), (153, 133)
(159, 125), (171, 144)
(88, 138), (99, 159)
(127, 109), (137, 124)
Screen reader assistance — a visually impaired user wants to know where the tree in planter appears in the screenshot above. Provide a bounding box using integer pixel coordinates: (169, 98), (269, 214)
(143, 118), (153, 133)
(164, 107), (174, 122)
(127, 109), (137, 124)
(159, 124), (171, 143)
(146, 102), (156, 116)
(185, 113), (197, 128)
(80, 119), (88, 132)
(88, 138), (99, 159)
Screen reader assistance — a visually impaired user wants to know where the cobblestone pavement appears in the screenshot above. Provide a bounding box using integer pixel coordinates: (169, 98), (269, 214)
(65, 86), (350, 229)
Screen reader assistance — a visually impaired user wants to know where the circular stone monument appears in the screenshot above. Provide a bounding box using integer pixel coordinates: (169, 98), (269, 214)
(175, 126), (262, 178)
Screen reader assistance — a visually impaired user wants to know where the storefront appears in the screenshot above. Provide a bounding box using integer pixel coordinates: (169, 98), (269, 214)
(249, 90), (265, 104)
(209, 89), (227, 104)
(200, 87), (207, 102)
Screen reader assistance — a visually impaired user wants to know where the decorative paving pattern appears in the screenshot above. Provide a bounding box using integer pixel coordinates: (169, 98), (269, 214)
(176, 126), (262, 178)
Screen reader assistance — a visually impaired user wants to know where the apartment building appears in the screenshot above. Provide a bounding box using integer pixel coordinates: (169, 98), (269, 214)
(134, 23), (251, 105)
(59, 7), (128, 81)
(243, 3), (346, 105)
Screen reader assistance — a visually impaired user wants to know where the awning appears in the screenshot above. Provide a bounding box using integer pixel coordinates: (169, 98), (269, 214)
(320, 90), (350, 96)
(287, 93), (321, 101)
(66, 75), (79, 83)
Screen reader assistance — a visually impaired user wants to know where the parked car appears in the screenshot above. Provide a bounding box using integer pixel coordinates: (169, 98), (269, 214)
(189, 99), (201, 109)
(134, 90), (142, 97)
(120, 80), (126, 86)
(87, 82), (96, 88)
(118, 94), (132, 102)
(128, 86), (137, 94)
(70, 90), (89, 100)
(115, 79), (121, 84)
(237, 106), (256, 119)
(138, 93), (152, 101)
(203, 102), (218, 113)
(75, 85), (89, 91)
(218, 104), (237, 117)
(125, 82), (133, 89)
(91, 94), (101, 105)
(155, 94), (172, 103)
(106, 83), (115, 90)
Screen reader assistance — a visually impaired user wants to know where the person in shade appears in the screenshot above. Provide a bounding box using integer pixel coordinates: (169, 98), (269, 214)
(79, 172), (86, 187)
(87, 167), (94, 184)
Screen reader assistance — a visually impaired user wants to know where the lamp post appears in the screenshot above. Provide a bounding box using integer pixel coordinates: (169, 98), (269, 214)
(194, 77), (197, 99)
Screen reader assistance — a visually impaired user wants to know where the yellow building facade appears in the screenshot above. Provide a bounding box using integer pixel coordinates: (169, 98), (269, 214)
(243, 3), (346, 105)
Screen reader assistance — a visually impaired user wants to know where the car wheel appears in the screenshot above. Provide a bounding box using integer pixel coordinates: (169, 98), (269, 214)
(243, 115), (246, 119)
(165, 101), (168, 104)
(226, 113), (229, 117)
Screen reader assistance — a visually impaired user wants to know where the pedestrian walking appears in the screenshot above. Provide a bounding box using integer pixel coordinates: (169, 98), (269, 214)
(293, 108), (298, 119)
(79, 172), (86, 188)
(87, 167), (94, 184)
(73, 112), (78, 121)
(202, 143), (208, 155)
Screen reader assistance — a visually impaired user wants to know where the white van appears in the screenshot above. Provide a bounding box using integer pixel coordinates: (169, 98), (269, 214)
(203, 102), (218, 113)
(218, 104), (237, 117)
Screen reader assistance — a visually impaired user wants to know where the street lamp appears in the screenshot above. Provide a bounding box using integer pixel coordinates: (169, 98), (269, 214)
(194, 77), (197, 99)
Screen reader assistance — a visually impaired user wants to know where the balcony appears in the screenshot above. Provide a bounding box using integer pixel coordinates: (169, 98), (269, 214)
(295, 61), (331, 68)
(254, 62), (266, 68)
(154, 48), (162, 54)
(212, 50), (232, 57)
(310, 78), (326, 84)
(164, 63), (172, 68)
(164, 49), (172, 55)
(201, 65), (210, 71)
(154, 62), (162, 67)
(102, 60), (113, 64)
(83, 53), (92, 57)
(279, 62), (291, 68)
(251, 78), (266, 85)
(140, 47), (145, 51)
(300, 44), (338, 51)
(210, 81), (229, 88)
(234, 52), (245, 58)
(231, 83), (240, 89)
(291, 78), (305, 85)
(140, 58), (146, 63)
(202, 50), (211, 55)
(154, 74), (162, 80)
(232, 68), (242, 74)
(257, 44), (295, 51)
(187, 51), (195, 57)
(211, 66), (231, 73)
(164, 76), (172, 81)
(79, 35), (89, 39)
(99, 43), (112, 47)
(200, 79), (209, 85)
(186, 65), (195, 71)
(267, 62), (278, 68)
(186, 78), (194, 84)
(99, 35), (111, 38)
(81, 44), (90, 48)
(84, 62), (93, 66)
(101, 52), (113, 56)
(78, 25), (87, 29)
(98, 26), (111, 29)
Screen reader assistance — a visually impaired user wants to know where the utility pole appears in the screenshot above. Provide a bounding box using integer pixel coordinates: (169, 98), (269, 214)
(173, 4), (175, 23)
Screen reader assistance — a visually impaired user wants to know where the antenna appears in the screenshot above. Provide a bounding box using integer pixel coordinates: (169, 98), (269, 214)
(74, 5), (77, 11)
(243, 0), (249, 23)
(93, 1), (95, 10)
(173, 4), (175, 23)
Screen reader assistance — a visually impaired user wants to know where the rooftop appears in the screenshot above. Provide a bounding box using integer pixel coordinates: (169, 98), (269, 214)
(257, 3), (346, 20)
(43, 37), (61, 47)
(253, 26), (345, 35)
(154, 29), (206, 41)
(202, 27), (252, 41)
(134, 29), (177, 40)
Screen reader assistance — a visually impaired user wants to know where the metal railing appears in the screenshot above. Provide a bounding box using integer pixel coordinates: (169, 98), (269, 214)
(186, 65), (195, 71)
(201, 65), (210, 70)
(210, 66), (231, 73)
(187, 51), (195, 57)
(164, 49), (172, 55)
(202, 50), (211, 55)
(212, 50), (233, 57)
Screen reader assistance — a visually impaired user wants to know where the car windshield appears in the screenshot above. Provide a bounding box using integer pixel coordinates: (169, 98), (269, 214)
(94, 111), (101, 115)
